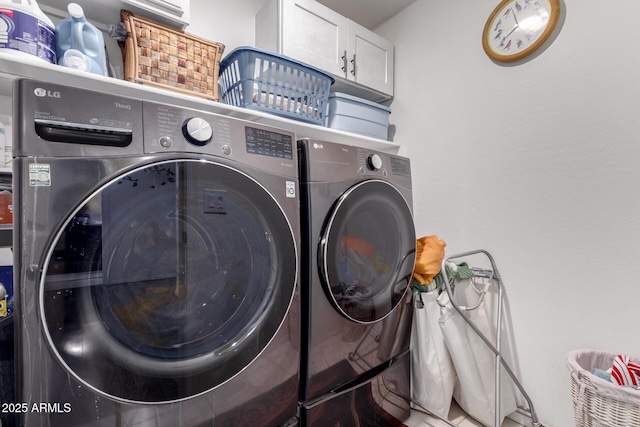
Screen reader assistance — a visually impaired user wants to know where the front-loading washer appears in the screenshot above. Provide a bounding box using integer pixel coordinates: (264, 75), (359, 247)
(297, 139), (416, 426)
(12, 79), (300, 426)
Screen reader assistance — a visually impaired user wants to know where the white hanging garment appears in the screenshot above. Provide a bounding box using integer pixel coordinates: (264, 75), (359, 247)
(410, 289), (457, 418)
(437, 278), (518, 427)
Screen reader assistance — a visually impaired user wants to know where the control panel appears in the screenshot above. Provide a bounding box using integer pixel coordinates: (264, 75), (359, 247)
(143, 101), (297, 174)
(17, 78), (296, 172)
(245, 127), (294, 160)
(302, 138), (411, 186)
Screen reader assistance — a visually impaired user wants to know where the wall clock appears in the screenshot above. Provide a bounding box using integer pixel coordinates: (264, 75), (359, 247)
(482, 0), (560, 63)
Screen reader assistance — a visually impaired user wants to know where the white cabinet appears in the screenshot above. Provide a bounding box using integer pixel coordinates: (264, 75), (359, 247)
(281, 0), (347, 77)
(346, 20), (394, 99)
(38, 0), (190, 30)
(121, 0), (190, 29)
(256, 0), (394, 102)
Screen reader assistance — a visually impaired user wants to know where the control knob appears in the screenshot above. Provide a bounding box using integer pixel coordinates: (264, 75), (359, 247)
(182, 117), (212, 146)
(366, 154), (383, 171)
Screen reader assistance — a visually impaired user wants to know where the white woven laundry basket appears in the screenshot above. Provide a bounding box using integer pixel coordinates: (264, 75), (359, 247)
(567, 349), (640, 427)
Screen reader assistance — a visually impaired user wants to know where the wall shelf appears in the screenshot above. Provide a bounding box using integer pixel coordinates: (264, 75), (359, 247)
(0, 52), (399, 152)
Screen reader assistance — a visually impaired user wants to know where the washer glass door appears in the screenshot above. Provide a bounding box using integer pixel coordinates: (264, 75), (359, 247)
(40, 160), (297, 403)
(319, 180), (416, 323)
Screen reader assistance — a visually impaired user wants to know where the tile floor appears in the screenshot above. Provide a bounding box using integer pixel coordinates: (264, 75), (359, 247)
(403, 401), (527, 427)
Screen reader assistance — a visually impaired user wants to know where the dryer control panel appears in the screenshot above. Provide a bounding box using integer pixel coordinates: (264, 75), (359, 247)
(301, 138), (411, 188)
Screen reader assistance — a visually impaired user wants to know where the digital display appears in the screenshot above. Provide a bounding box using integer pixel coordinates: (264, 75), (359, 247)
(245, 127), (293, 160)
(391, 157), (411, 177)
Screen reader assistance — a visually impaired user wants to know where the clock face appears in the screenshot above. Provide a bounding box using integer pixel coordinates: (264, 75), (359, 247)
(483, 0), (560, 62)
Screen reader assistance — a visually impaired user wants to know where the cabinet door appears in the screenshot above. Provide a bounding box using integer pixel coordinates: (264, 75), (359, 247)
(122, 0), (190, 28)
(347, 20), (394, 97)
(281, 0), (348, 77)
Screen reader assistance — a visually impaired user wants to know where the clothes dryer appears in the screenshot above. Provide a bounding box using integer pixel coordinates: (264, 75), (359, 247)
(297, 139), (416, 426)
(12, 79), (301, 427)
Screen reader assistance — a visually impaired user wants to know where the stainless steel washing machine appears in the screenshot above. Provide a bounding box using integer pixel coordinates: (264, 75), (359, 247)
(12, 79), (300, 426)
(297, 139), (416, 426)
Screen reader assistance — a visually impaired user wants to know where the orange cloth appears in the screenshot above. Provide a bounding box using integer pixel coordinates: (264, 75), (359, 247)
(412, 235), (446, 285)
(342, 236), (376, 258)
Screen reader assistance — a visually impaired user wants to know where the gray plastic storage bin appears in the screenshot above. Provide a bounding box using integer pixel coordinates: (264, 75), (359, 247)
(324, 92), (391, 140)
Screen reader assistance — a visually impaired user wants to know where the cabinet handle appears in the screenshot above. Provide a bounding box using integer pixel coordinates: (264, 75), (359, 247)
(350, 54), (356, 76)
(341, 50), (348, 74)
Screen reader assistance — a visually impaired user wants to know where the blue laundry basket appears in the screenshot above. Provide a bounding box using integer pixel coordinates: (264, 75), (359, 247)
(218, 47), (334, 125)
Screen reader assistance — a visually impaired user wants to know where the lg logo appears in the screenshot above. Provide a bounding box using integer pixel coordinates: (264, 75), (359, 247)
(34, 88), (61, 98)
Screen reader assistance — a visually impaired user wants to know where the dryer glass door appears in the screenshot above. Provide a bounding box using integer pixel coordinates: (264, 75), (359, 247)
(319, 179), (416, 323)
(40, 160), (297, 403)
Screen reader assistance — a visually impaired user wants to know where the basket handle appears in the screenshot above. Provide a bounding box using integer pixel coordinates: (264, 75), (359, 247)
(573, 371), (591, 427)
(120, 10), (138, 82)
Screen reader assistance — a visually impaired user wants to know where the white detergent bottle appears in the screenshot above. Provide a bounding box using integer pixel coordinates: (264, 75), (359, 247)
(55, 3), (106, 76)
(0, 0), (56, 63)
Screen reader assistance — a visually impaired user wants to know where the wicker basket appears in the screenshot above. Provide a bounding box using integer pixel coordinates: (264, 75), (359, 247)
(567, 349), (640, 426)
(120, 10), (225, 101)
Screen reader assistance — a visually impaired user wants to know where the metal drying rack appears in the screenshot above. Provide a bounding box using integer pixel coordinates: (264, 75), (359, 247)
(441, 249), (545, 427)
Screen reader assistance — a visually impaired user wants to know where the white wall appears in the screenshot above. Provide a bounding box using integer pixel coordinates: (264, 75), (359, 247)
(188, 0), (265, 55)
(377, 1), (640, 426)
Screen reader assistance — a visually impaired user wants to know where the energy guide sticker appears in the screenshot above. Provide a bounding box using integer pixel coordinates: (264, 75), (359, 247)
(29, 164), (51, 186)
